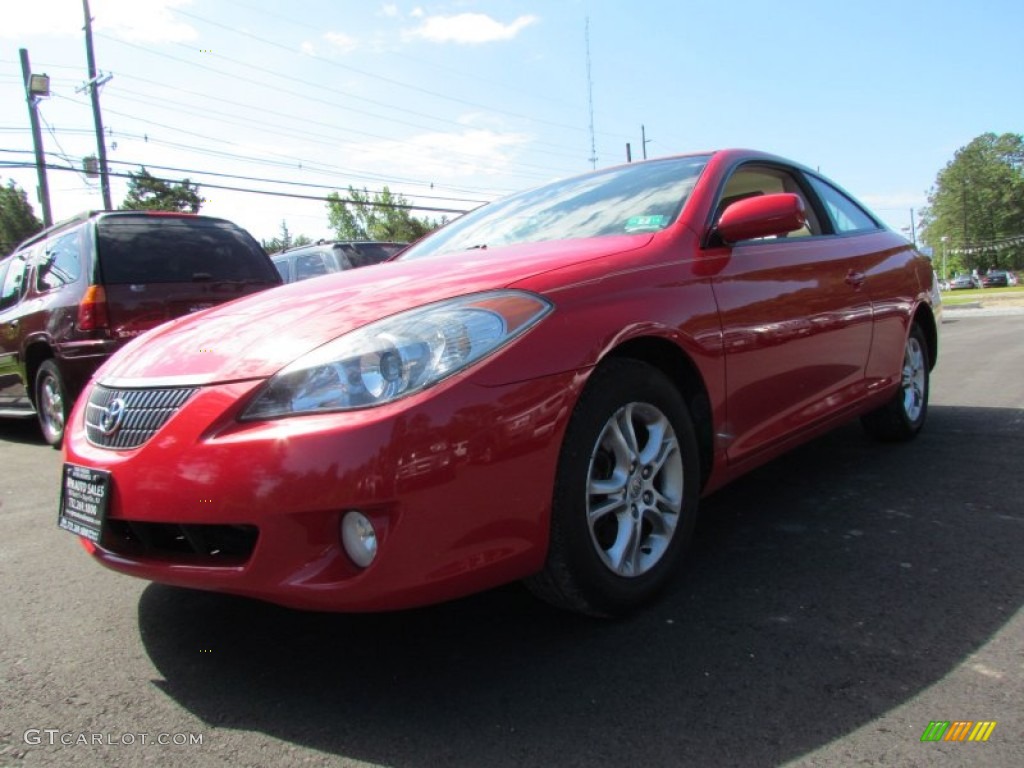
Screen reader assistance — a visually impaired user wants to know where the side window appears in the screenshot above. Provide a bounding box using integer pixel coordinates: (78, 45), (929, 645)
(334, 245), (357, 270)
(0, 260), (9, 307)
(0, 256), (28, 311)
(37, 231), (82, 291)
(272, 258), (290, 282)
(715, 166), (821, 239)
(807, 176), (878, 233)
(294, 252), (331, 281)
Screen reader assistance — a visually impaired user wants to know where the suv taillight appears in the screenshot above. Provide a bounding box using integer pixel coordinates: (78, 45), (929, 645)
(77, 285), (110, 331)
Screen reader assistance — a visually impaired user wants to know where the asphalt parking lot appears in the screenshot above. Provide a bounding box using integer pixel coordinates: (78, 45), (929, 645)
(1, 315), (1021, 768)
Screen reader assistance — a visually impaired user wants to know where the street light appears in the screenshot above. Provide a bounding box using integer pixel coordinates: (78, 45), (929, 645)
(28, 73), (50, 97)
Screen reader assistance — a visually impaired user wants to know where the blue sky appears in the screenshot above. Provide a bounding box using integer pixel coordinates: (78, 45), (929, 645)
(2, 0), (1022, 243)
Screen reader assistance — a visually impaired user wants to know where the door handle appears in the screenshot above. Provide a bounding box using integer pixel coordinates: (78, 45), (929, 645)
(845, 270), (866, 288)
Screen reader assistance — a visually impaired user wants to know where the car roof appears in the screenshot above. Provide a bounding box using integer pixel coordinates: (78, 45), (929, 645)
(13, 210), (241, 252)
(271, 240), (407, 257)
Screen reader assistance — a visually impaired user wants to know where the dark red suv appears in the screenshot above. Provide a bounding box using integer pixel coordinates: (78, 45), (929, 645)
(0, 211), (281, 446)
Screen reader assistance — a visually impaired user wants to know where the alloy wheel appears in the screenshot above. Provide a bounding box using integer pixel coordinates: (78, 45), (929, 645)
(586, 402), (684, 578)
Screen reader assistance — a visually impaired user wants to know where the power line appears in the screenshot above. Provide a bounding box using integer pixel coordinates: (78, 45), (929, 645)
(217, 0), (591, 114)
(170, 8), (616, 141)
(100, 84), (572, 180)
(0, 160), (474, 214)
(2, 122), (517, 198)
(1, 147), (490, 204)
(95, 32), (591, 172)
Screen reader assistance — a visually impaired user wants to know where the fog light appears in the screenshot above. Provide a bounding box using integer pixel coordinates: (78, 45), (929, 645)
(341, 511), (377, 568)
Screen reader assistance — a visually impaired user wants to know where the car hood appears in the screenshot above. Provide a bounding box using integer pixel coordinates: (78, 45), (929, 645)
(96, 235), (650, 386)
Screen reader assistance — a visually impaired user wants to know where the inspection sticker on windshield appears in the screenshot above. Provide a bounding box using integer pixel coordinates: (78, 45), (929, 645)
(624, 215), (669, 233)
(58, 464), (111, 543)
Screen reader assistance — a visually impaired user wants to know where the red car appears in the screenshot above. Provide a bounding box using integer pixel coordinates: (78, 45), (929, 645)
(59, 150), (939, 616)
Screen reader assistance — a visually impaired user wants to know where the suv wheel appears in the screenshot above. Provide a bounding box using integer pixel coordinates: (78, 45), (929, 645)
(35, 360), (68, 448)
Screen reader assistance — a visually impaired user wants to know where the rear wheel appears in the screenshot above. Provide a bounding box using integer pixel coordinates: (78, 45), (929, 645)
(526, 359), (700, 616)
(861, 323), (929, 442)
(35, 360), (68, 449)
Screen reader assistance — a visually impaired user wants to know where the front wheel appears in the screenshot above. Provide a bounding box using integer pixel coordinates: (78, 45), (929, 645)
(526, 359), (701, 616)
(35, 359), (68, 449)
(861, 323), (930, 442)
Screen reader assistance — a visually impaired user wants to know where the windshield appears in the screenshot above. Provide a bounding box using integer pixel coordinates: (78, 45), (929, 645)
(400, 155), (710, 261)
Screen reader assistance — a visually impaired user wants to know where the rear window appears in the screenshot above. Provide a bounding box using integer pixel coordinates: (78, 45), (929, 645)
(96, 216), (279, 285)
(338, 243), (405, 267)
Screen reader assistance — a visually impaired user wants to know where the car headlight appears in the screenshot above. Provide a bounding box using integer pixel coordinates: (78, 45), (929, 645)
(241, 290), (552, 419)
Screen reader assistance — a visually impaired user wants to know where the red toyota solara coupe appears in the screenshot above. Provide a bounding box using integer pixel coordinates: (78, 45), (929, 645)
(59, 150), (939, 616)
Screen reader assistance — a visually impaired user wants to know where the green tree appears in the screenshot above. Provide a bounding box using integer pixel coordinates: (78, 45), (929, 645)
(120, 167), (203, 213)
(261, 219), (313, 253)
(326, 186), (444, 242)
(0, 178), (44, 256)
(919, 133), (1024, 273)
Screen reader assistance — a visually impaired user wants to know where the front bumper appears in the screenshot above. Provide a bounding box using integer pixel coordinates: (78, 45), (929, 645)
(64, 369), (578, 611)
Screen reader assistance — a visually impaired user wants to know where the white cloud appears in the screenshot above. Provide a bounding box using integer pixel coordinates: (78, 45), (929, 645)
(324, 31), (359, 53)
(456, 112), (512, 131)
(1, 0), (197, 42)
(300, 41), (317, 56)
(380, 3), (400, 18)
(404, 13), (537, 44)
(410, 7), (425, 19)
(343, 129), (532, 182)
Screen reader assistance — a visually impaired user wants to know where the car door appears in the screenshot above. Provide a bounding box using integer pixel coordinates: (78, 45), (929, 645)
(702, 163), (874, 466)
(804, 173), (920, 386)
(0, 254), (31, 407)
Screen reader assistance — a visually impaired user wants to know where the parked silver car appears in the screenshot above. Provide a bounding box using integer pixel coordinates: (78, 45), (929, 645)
(271, 241), (406, 283)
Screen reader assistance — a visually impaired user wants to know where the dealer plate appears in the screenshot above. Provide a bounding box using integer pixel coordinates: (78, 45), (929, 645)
(58, 464), (111, 543)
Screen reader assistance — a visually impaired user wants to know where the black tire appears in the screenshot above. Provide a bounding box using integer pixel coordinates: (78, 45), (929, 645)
(35, 359), (68, 449)
(861, 323), (929, 442)
(526, 359), (701, 616)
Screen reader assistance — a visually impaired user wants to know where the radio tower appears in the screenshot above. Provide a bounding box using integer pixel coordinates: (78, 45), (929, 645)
(585, 17), (597, 169)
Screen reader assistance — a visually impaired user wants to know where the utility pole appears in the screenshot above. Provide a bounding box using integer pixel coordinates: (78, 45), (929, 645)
(641, 124), (651, 160)
(961, 179), (968, 253)
(626, 143), (632, 163)
(584, 17), (597, 169)
(81, 0), (113, 209)
(19, 49), (53, 227)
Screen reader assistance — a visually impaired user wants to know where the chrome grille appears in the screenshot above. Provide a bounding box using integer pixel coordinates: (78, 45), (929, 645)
(85, 385), (198, 449)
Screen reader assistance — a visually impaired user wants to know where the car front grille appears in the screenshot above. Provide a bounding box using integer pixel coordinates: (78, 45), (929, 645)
(102, 520), (258, 566)
(85, 385), (198, 449)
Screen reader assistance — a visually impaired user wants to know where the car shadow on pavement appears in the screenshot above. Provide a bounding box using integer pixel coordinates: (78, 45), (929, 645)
(0, 417), (46, 446)
(137, 404), (1024, 767)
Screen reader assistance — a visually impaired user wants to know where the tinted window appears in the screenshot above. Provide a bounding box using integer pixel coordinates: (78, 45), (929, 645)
(37, 231), (82, 291)
(0, 257), (27, 311)
(0, 260), (9, 308)
(96, 217), (279, 284)
(341, 243), (404, 267)
(400, 155), (710, 260)
(294, 251), (332, 281)
(272, 258), (290, 281)
(807, 176), (879, 233)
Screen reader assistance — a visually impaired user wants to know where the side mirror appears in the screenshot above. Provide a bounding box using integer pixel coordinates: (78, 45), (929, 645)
(715, 193), (807, 244)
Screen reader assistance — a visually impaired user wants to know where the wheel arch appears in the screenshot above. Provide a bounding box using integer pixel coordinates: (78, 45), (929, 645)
(602, 336), (715, 489)
(912, 302), (938, 372)
(23, 341), (55, 407)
